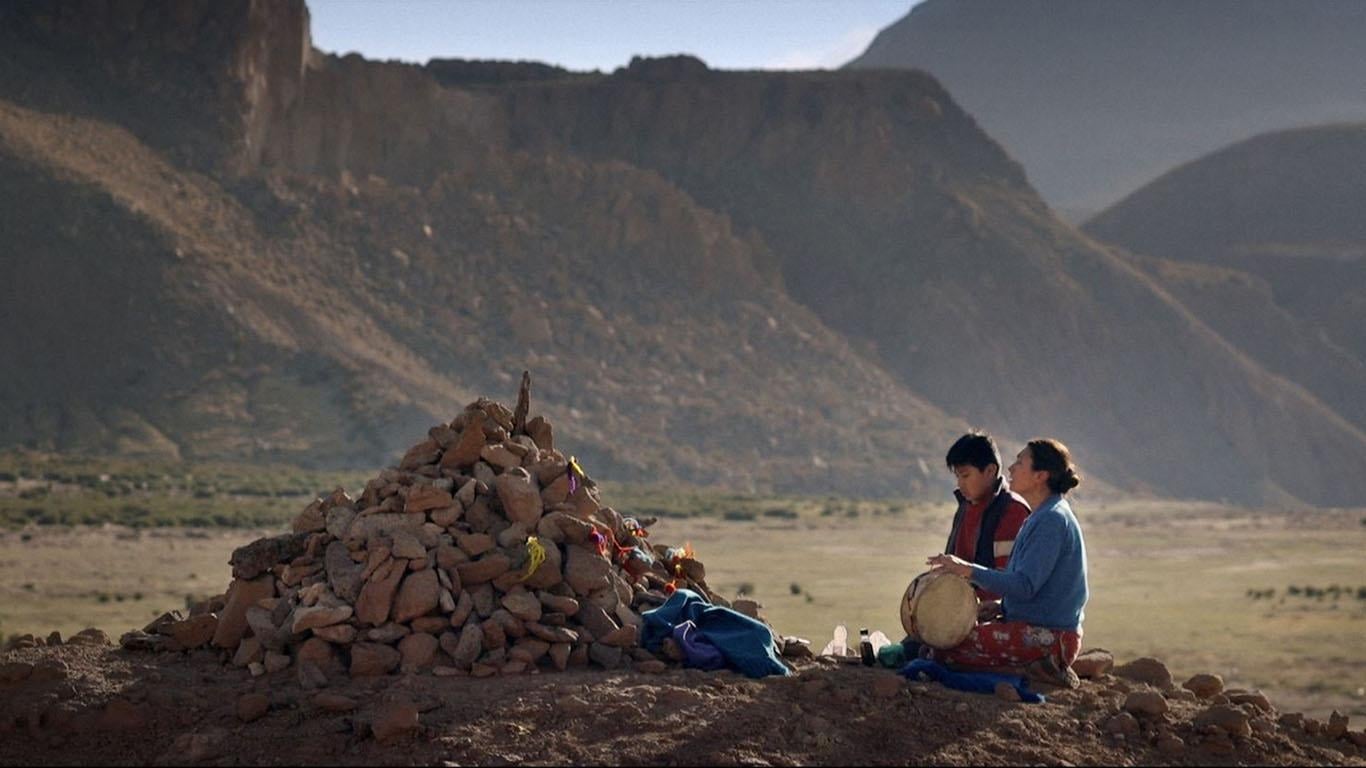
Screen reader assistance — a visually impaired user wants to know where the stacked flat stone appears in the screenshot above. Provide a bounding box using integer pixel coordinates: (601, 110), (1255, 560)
(124, 385), (718, 681)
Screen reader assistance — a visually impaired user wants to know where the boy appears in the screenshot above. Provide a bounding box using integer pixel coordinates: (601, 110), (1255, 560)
(894, 432), (1030, 665)
(941, 431), (1031, 608)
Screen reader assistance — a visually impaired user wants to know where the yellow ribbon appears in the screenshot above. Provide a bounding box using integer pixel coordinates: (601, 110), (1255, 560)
(519, 536), (546, 581)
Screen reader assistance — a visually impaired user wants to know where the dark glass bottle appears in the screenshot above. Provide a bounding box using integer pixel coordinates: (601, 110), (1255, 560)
(859, 627), (874, 666)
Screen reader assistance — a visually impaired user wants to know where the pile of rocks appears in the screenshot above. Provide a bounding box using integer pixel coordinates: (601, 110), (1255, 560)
(1093, 655), (1366, 756)
(120, 376), (725, 682)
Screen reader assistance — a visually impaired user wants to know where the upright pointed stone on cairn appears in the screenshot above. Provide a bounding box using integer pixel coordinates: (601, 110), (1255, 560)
(512, 370), (531, 438)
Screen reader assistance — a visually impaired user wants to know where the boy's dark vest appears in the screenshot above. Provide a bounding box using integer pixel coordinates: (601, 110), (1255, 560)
(944, 483), (1013, 570)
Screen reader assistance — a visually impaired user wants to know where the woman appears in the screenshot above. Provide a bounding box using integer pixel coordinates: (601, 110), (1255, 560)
(926, 438), (1088, 687)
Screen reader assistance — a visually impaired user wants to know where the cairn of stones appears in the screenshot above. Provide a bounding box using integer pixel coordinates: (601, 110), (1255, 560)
(121, 374), (722, 681)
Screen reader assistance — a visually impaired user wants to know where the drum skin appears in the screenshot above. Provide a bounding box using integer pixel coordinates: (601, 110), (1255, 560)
(901, 570), (979, 649)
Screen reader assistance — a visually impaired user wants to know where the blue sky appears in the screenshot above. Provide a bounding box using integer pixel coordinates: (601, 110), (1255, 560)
(308, 0), (919, 71)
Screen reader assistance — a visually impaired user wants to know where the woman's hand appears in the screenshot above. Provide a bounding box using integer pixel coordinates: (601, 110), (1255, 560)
(977, 600), (1004, 622)
(926, 553), (974, 580)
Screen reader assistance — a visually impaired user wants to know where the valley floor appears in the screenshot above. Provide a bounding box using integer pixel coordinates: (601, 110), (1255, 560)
(3, 501), (1360, 724)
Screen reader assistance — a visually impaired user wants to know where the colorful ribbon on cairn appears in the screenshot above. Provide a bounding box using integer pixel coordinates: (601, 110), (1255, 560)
(558, 452), (694, 595)
(567, 455), (586, 495)
(588, 517), (656, 578)
(518, 536), (547, 581)
(662, 543), (696, 595)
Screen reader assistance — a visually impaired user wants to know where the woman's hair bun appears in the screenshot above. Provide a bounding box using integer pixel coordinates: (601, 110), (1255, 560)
(1029, 438), (1081, 495)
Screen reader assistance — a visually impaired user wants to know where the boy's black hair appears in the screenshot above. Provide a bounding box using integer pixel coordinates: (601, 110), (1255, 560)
(945, 431), (1001, 474)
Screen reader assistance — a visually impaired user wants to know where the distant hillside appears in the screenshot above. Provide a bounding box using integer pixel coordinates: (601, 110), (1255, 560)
(846, 0), (1366, 216)
(2, 2), (1366, 505)
(1085, 124), (1366, 390)
(1113, 252), (1366, 436)
(480, 57), (1366, 506)
(0, 96), (969, 496)
(1087, 124), (1366, 363)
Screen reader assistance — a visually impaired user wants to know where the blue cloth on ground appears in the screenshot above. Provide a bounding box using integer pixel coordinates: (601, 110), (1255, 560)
(641, 589), (791, 678)
(671, 620), (726, 671)
(899, 659), (1044, 703)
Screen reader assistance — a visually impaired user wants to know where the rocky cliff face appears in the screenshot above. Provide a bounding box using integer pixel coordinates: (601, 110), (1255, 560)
(255, 52), (500, 184)
(0, 0), (310, 174)
(493, 57), (1028, 314)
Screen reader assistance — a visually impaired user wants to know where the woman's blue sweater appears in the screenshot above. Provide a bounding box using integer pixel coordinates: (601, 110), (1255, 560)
(971, 494), (1088, 631)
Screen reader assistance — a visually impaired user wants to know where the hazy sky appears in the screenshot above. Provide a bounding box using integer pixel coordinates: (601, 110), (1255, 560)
(308, 0), (920, 72)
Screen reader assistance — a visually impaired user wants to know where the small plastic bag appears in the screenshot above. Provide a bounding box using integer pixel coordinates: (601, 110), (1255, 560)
(876, 642), (908, 669)
(820, 623), (848, 656)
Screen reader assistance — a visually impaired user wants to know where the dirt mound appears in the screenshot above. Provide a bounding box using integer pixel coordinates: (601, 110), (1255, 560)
(1, 641), (1363, 765)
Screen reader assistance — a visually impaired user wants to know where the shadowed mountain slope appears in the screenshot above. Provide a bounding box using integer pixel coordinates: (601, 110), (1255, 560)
(1085, 124), (1366, 424)
(0, 77), (964, 496)
(846, 0), (1366, 217)
(478, 58), (1366, 506)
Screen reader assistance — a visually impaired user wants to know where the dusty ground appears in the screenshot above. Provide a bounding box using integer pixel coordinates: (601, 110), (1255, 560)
(4, 502), (1361, 722)
(1, 641), (1363, 766)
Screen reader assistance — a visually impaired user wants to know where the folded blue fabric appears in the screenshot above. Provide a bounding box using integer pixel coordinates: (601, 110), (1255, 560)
(641, 589), (791, 678)
(898, 659), (1044, 703)
(671, 620), (726, 671)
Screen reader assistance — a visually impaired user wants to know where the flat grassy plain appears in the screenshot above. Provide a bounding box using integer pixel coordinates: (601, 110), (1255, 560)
(1, 455), (1362, 721)
(656, 499), (1366, 721)
(0, 451), (365, 528)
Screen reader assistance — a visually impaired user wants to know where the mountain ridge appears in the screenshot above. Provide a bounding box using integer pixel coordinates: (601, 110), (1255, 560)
(1083, 123), (1366, 435)
(3, 1), (1365, 505)
(846, 0), (1366, 215)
